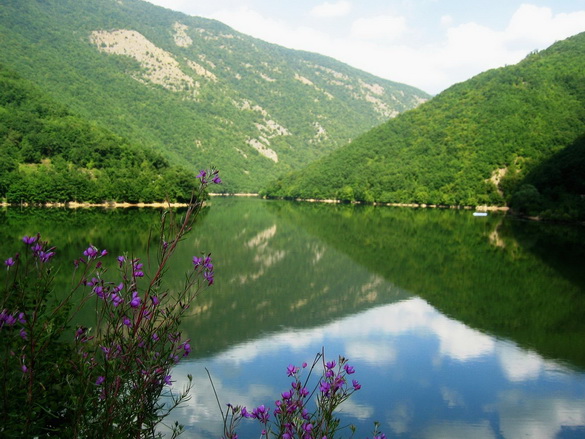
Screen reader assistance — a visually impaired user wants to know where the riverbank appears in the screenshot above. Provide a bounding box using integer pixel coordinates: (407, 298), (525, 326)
(0, 195), (509, 212)
(262, 196), (510, 212)
(0, 201), (190, 208)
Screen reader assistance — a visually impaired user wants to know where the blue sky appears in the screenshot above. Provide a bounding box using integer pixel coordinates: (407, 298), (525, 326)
(144, 0), (585, 94)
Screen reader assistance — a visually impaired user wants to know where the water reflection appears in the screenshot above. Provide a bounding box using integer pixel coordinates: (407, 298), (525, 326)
(2, 199), (585, 438)
(169, 297), (585, 439)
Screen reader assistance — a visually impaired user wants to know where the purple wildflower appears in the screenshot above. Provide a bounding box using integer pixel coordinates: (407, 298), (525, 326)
(117, 255), (125, 267)
(325, 360), (336, 370)
(95, 376), (105, 386)
(286, 364), (298, 377)
(252, 405), (270, 424)
(352, 379), (361, 390)
(22, 235), (38, 245)
(38, 250), (55, 262)
(4, 257), (15, 267)
(110, 293), (123, 307)
(344, 364), (356, 374)
(192, 256), (202, 267)
(129, 291), (141, 308)
(196, 170), (207, 182)
(1, 312), (17, 327)
(241, 407), (252, 418)
(75, 327), (86, 339)
(203, 255), (213, 270)
(93, 285), (105, 299)
(83, 245), (98, 259)
(204, 270), (214, 286)
(163, 375), (173, 386)
(123, 316), (132, 327)
(333, 375), (346, 390)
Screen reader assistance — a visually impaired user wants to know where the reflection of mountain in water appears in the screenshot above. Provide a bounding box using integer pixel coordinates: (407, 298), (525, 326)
(267, 201), (585, 370)
(174, 198), (411, 357)
(0, 201), (410, 359)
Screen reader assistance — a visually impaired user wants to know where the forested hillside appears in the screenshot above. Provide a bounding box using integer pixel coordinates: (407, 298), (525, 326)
(0, 0), (428, 193)
(0, 64), (196, 204)
(264, 32), (585, 220)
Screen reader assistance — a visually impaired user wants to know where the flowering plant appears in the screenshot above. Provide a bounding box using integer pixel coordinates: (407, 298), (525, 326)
(215, 350), (385, 439)
(0, 169), (220, 438)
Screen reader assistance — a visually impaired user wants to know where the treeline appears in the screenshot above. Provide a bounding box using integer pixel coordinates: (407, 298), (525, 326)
(263, 32), (585, 221)
(0, 65), (196, 204)
(509, 133), (585, 221)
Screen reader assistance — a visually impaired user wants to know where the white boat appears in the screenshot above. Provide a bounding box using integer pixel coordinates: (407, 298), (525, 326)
(473, 212), (488, 217)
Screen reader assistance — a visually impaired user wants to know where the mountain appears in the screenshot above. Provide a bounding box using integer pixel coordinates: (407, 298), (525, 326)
(509, 133), (585, 220)
(263, 32), (585, 220)
(0, 63), (196, 204)
(0, 0), (429, 193)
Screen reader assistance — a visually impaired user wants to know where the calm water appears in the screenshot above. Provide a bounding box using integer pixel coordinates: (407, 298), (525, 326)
(1, 198), (585, 439)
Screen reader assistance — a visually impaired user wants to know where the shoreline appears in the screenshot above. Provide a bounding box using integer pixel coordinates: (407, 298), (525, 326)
(0, 201), (190, 209)
(264, 196), (510, 212)
(0, 194), (509, 212)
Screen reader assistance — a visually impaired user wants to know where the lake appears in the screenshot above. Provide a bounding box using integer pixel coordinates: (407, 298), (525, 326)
(1, 197), (585, 439)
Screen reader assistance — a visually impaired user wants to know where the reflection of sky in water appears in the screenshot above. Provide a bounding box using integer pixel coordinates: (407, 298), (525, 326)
(166, 298), (585, 439)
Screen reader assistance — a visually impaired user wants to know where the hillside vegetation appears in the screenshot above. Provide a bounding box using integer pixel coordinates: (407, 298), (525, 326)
(0, 0), (428, 193)
(0, 64), (196, 204)
(264, 33), (585, 221)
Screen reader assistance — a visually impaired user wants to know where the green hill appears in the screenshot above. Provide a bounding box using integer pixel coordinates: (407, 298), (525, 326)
(0, 0), (429, 194)
(0, 64), (196, 204)
(509, 133), (585, 220)
(264, 32), (585, 220)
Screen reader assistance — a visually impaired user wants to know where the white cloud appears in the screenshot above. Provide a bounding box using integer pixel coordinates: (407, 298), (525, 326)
(497, 343), (544, 382)
(143, 2), (585, 94)
(440, 14), (454, 28)
(351, 15), (408, 41)
(498, 390), (585, 439)
(506, 4), (585, 48)
(208, 6), (335, 52)
(345, 340), (397, 365)
(421, 420), (496, 439)
(310, 1), (352, 18)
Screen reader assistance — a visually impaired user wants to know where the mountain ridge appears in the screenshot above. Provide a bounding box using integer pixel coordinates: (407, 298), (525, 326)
(263, 32), (585, 220)
(0, 0), (429, 193)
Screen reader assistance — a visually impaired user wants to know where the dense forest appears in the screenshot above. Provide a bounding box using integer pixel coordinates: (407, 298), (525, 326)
(0, 64), (196, 204)
(263, 32), (585, 221)
(0, 0), (428, 193)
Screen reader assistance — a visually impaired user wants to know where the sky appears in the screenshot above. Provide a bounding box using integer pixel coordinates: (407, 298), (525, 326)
(143, 0), (585, 94)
